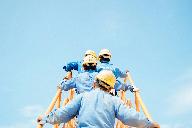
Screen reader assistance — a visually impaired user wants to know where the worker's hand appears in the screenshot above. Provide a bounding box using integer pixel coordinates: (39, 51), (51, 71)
(130, 86), (140, 93)
(133, 87), (140, 92)
(37, 115), (45, 126)
(57, 84), (62, 90)
(109, 89), (116, 96)
(150, 122), (160, 128)
(67, 71), (72, 79)
(63, 71), (72, 80)
(125, 70), (129, 74)
(63, 66), (67, 71)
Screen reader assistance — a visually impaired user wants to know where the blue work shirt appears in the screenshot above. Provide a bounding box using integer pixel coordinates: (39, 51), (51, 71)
(61, 71), (132, 93)
(61, 70), (98, 94)
(43, 89), (152, 128)
(115, 80), (133, 92)
(63, 61), (127, 79)
(97, 62), (127, 78)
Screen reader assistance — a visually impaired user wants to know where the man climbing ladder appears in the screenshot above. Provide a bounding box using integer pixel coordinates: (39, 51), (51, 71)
(37, 70), (160, 128)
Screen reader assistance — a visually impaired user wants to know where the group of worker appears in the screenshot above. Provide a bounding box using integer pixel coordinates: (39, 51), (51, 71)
(61, 49), (137, 94)
(37, 49), (160, 128)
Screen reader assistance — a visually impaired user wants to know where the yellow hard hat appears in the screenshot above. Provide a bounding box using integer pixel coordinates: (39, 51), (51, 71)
(85, 50), (97, 58)
(95, 70), (116, 88)
(82, 55), (97, 66)
(99, 49), (111, 59)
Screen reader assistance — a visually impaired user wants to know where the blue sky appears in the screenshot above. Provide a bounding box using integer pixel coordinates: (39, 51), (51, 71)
(0, 0), (192, 128)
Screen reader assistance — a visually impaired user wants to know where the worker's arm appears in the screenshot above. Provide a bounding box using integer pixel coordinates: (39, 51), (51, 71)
(115, 98), (153, 128)
(60, 78), (77, 91)
(63, 61), (79, 72)
(114, 80), (134, 92)
(39, 94), (83, 125)
(114, 68), (127, 78)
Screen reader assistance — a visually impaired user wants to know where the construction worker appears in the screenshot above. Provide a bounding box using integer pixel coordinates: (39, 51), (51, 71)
(63, 50), (97, 73)
(63, 49), (127, 79)
(60, 55), (98, 94)
(37, 70), (160, 128)
(97, 49), (140, 94)
(97, 49), (128, 78)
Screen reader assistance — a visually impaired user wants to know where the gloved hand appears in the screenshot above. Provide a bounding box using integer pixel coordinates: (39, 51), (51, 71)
(109, 89), (116, 96)
(125, 69), (129, 73)
(63, 71), (72, 80)
(130, 86), (140, 92)
(57, 84), (62, 90)
(63, 66), (67, 71)
(150, 122), (160, 128)
(133, 87), (140, 92)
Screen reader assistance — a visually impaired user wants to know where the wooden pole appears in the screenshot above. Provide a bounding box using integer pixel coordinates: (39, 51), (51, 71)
(62, 89), (76, 128)
(67, 89), (75, 128)
(45, 89), (62, 115)
(37, 88), (62, 128)
(116, 77), (129, 128)
(54, 91), (62, 128)
(134, 92), (140, 112)
(37, 71), (72, 128)
(126, 71), (153, 121)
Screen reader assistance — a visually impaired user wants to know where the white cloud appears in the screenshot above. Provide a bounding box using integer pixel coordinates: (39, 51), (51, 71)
(0, 122), (32, 128)
(0, 119), (54, 128)
(167, 69), (192, 116)
(0, 105), (46, 128)
(20, 104), (45, 118)
(168, 85), (192, 115)
(161, 123), (190, 128)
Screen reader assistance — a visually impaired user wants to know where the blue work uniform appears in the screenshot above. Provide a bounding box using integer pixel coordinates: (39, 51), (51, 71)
(63, 61), (127, 79)
(97, 62), (127, 78)
(61, 71), (132, 93)
(115, 80), (134, 92)
(61, 70), (98, 94)
(42, 88), (152, 128)
(63, 61), (83, 73)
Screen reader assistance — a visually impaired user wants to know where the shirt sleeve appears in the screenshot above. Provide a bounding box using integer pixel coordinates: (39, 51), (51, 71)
(64, 61), (79, 72)
(114, 98), (152, 128)
(61, 77), (77, 91)
(114, 68), (127, 78)
(43, 94), (83, 124)
(114, 80), (133, 91)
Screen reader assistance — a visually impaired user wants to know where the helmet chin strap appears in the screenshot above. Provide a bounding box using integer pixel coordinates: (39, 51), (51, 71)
(100, 59), (110, 63)
(99, 56), (110, 63)
(83, 65), (97, 71)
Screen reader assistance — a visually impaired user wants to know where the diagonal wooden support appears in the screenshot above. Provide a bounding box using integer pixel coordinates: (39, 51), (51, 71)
(54, 90), (62, 128)
(126, 71), (153, 121)
(37, 88), (62, 128)
(62, 89), (76, 128)
(134, 92), (140, 112)
(37, 71), (72, 128)
(116, 77), (130, 128)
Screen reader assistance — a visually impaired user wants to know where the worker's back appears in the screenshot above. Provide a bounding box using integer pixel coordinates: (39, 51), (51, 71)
(61, 70), (98, 94)
(74, 71), (98, 93)
(76, 88), (150, 128)
(40, 86), (152, 128)
(77, 88), (116, 127)
(97, 62), (127, 78)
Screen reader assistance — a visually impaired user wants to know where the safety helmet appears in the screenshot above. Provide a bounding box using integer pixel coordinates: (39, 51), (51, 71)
(99, 49), (111, 59)
(95, 70), (116, 88)
(82, 55), (97, 66)
(84, 50), (97, 59)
